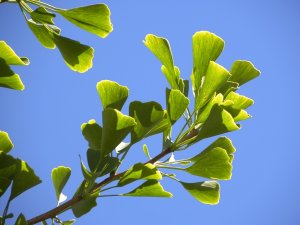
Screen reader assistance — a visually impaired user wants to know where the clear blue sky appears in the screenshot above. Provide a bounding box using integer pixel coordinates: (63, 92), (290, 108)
(1, 0), (300, 224)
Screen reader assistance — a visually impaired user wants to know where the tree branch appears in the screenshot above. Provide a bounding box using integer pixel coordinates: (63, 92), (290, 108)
(27, 147), (172, 225)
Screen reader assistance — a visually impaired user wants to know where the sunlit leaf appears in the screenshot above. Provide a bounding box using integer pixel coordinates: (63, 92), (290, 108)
(118, 163), (162, 186)
(80, 160), (93, 181)
(191, 31), (224, 92)
(195, 61), (231, 110)
(186, 147), (232, 180)
(53, 35), (94, 73)
(225, 92), (254, 110)
(144, 34), (179, 88)
(81, 119), (102, 151)
(10, 160), (41, 200)
(196, 105), (240, 141)
(101, 108), (136, 157)
(51, 166), (71, 201)
(180, 181), (220, 204)
(96, 80), (129, 110)
(27, 20), (56, 49)
(191, 137), (236, 163)
(0, 41), (29, 65)
(166, 89), (189, 124)
(72, 190), (99, 218)
(31, 7), (55, 25)
(123, 180), (172, 197)
(58, 4), (113, 38)
(62, 219), (76, 225)
(0, 131), (13, 153)
(14, 214), (27, 225)
(143, 144), (151, 159)
(130, 101), (169, 143)
(229, 60), (260, 86)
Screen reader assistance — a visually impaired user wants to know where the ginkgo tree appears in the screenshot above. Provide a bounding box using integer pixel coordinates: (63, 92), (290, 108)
(0, 1), (260, 225)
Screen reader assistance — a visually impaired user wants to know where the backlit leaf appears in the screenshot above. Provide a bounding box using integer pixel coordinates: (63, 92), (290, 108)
(196, 105), (240, 141)
(96, 80), (129, 110)
(180, 181), (220, 204)
(144, 34), (179, 88)
(0, 131), (13, 153)
(31, 7), (55, 25)
(0, 41), (29, 65)
(195, 61), (231, 110)
(229, 60), (260, 86)
(123, 180), (172, 197)
(118, 163), (162, 186)
(14, 214), (27, 225)
(0, 176), (11, 197)
(10, 160), (41, 200)
(101, 108), (136, 157)
(0, 59), (24, 90)
(58, 4), (113, 38)
(51, 166), (71, 201)
(191, 31), (224, 92)
(72, 190), (99, 218)
(81, 119), (102, 151)
(129, 101), (168, 143)
(166, 89), (189, 124)
(53, 35), (94, 73)
(186, 147), (232, 180)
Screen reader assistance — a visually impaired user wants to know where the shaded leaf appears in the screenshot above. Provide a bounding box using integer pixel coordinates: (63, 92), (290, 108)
(218, 81), (239, 96)
(118, 163), (162, 186)
(96, 80), (129, 110)
(10, 160), (41, 200)
(0, 131), (14, 153)
(81, 119), (102, 151)
(72, 190), (99, 218)
(14, 214), (27, 225)
(195, 61), (231, 110)
(101, 108), (136, 157)
(180, 181), (220, 204)
(229, 60), (260, 86)
(0, 176), (11, 197)
(58, 4), (113, 38)
(53, 35), (94, 73)
(31, 7), (55, 25)
(196, 105), (240, 141)
(166, 89), (189, 124)
(51, 166), (71, 201)
(80, 160), (93, 181)
(0, 151), (17, 179)
(191, 31), (224, 92)
(186, 147), (232, 180)
(62, 220), (76, 225)
(129, 101), (168, 143)
(123, 180), (172, 197)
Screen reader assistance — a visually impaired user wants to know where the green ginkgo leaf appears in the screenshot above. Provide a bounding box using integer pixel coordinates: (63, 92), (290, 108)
(123, 180), (172, 197)
(53, 34), (94, 73)
(81, 119), (102, 151)
(30, 7), (55, 25)
(118, 163), (162, 186)
(144, 34), (179, 89)
(0, 41), (29, 65)
(51, 166), (71, 202)
(129, 101), (169, 143)
(96, 80), (129, 110)
(14, 214), (27, 225)
(72, 189), (99, 218)
(191, 137), (236, 163)
(27, 20), (56, 49)
(229, 60), (260, 86)
(195, 61), (231, 110)
(186, 147), (232, 180)
(10, 160), (41, 200)
(0, 131), (14, 153)
(58, 4), (113, 38)
(191, 31), (224, 92)
(101, 108), (136, 157)
(180, 181), (220, 205)
(166, 89), (190, 124)
(196, 105), (240, 141)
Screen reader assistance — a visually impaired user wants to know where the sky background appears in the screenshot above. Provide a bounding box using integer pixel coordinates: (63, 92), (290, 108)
(1, 0), (300, 224)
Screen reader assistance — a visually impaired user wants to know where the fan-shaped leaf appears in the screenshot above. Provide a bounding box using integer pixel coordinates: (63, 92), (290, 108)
(229, 60), (260, 86)
(31, 7), (55, 25)
(81, 119), (102, 151)
(0, 131), (13, 153)
(166, 89), (189, 124)
(51, 166), (71, 201)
